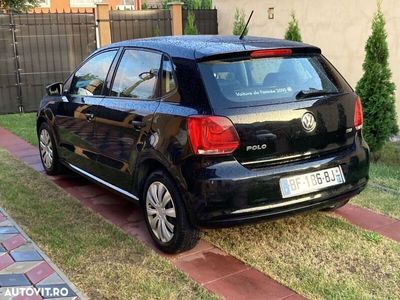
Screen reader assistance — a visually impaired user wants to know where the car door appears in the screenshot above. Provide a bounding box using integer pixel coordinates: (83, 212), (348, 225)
(55, 49), (118, 174)
(93, 48), (163, 193)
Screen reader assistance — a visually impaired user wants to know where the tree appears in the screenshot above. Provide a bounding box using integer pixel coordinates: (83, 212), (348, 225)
(184, 10), (198, 35)
(0, 0), (38, 12)
(284, 12), (302, 42)
(184, 0), (212, 9)
(233, 8), (248, 36)
(355, 4), (398, 152)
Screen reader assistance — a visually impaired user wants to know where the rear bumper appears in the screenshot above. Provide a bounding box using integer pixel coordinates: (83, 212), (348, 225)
(183, 134), (369, 227)
(195, 182), (366, 227)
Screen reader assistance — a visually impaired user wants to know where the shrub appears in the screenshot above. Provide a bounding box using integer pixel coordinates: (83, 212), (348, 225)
(284, 12), (302, 42)
(233, 8), (248, 36)
(153, 24), (161, 36)
(141, 0), (148, 10)
(201, 0), (212, 9)
(0, 0), (38, 12)
(177, 0), (213, 10)
(185, 0), (201, 9)
(161, 0), (168, 9)
(355, 5), (398, 152)
(184, 10), (198, 35)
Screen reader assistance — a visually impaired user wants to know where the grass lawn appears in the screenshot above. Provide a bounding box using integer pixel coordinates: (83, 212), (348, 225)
(0, 112), (38, 146)
(351, 141), (400, 219)
(204, 213), (400, 299)
(0, 150), (216, 300)
(352, 162), (400, 219)
(372, 141), (400, 166)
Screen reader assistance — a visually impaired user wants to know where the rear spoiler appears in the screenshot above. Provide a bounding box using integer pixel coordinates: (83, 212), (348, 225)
(196, 46), (321, 62)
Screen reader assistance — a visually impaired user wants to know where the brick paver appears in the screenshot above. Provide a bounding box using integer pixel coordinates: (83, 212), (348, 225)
(26, 262), (55, 285)
(3, 235), (27, 252)
(0, 253), (14, 271)
(335, 204), (400, 242)
(0, 210), (83, 299)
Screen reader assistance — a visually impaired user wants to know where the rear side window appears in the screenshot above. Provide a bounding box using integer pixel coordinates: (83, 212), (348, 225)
(70, 50), (117, 96)
(199, 54), (351, 108)
(111, 49), (162, 99)
(161, 55), (177, 96)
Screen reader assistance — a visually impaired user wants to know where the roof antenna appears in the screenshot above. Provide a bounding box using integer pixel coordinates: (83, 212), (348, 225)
(239, 10), (254, 40)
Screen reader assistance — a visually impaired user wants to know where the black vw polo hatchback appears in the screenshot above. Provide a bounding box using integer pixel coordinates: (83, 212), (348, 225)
(37, 36), (369, 253)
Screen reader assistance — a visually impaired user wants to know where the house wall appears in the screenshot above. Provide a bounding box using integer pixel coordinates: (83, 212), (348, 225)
(214, 0), (400, 126)
(34, 0), (139, 13)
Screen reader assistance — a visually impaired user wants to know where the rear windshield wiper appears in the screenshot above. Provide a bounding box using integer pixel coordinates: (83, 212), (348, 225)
(295, 89), (340, 100)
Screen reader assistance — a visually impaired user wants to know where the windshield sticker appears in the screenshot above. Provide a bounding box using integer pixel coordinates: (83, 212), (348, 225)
(234, 87), (293, 97)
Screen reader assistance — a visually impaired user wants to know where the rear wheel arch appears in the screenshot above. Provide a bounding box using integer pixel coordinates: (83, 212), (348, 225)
(136, 159), (163, 197)
(135, 158), (195, 224)
(135, 158), (184, 199)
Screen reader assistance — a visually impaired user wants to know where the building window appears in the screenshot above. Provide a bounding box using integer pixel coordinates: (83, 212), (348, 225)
(38, 0), (50, 7)
(70, 0), (97, 7)
(117, 0), (135, 10)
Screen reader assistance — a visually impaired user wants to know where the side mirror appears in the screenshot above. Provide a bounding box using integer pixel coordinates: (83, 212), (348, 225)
(46, 82), (64, 96)
(139, 68), (159, 80)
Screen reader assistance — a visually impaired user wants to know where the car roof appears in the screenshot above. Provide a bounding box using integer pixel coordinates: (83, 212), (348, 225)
(101, 35), (321, 60)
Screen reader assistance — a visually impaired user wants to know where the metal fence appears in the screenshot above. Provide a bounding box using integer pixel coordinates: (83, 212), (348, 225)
(0, 11), (97, 114)
(182, 9), (218, 34)
(0, 8), (218, 114)
(110, 8), (218, 42)
(0, 14), (17, 114)
(110, 9), (172, 42)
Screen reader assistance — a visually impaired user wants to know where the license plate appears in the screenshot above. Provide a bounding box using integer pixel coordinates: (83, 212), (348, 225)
(279, 166), (345, 199)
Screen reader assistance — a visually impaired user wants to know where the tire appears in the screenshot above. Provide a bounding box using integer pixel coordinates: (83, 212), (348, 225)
(321, 198), (350, 211)
(38, 122), (62, 175)
(142, 170), (200, 253)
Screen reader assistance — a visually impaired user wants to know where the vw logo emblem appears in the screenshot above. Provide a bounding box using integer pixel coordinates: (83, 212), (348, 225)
(302, 112), (316, 132)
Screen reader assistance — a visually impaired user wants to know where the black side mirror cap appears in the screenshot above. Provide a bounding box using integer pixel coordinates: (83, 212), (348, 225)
(46, 82), (64, 96)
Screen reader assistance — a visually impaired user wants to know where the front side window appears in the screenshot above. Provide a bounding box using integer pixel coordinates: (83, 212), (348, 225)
(111, 49), (162, 99)
(70, 50), (117, 96)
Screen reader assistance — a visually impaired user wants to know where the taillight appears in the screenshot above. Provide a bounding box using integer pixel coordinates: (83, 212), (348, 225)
(354, 97), (363, 130)
(250, 49), (292, 58)
(187, 116), (240, 155)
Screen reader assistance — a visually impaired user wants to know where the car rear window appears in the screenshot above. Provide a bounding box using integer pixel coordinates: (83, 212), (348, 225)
(198, 54), (351, 109)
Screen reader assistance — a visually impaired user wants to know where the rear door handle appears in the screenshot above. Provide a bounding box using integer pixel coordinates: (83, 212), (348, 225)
(130, 120), (145, 129)
(85, 113), (94, 121)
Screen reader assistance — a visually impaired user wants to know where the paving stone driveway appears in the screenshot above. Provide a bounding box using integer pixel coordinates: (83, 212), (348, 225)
(0, 209), (83, 300)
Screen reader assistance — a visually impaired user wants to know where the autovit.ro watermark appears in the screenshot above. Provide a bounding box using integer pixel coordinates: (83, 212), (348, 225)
(3, 286), (69, 298)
